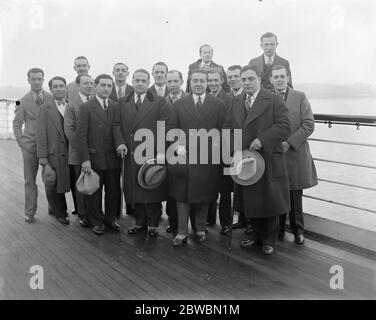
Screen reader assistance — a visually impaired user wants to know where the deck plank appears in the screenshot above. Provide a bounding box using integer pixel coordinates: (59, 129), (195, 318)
(0, 140), (375, 299)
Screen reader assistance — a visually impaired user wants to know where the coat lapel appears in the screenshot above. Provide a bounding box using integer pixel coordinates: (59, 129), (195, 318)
(132, 90), (155, 130)
(285, 88), (297, 111)
(92, 97), (108, 124)
(244, 89), (270, 128)
(47, 102), (65, 138)
(182, 94), (199, 121)
(197, 94), (214, 124)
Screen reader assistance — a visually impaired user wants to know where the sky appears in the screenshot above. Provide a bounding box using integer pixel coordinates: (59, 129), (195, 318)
(0, 0), (375, 87)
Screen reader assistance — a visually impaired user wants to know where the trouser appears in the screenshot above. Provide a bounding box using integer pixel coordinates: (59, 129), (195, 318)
(73, 165), (88, 221)
(125, 203), (135, 215)
(21, 148), (39, 217)
(166, 196), (178, 231)
(45, 186), (68, 219)
(177, 202), (209, 236)
(279, 190), (304, 236)
(207, 199), (217, 225)
(115, 168), (122, 218)
(218, 191), (232, 227)
(69, 165), (78, 212)
(85, 168), (120, 227)
(134, 203), (162, 228)
(248, 216), (279, 247)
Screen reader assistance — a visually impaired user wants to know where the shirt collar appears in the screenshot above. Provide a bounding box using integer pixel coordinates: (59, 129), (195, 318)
(232, 87), (243, 96)
(170, 91), (182, 100)
(264, 54), (275, 64)
(79, 92), (90, 102)
(134, 92), (147, 103)
(200, 60), (211, 68)
(55, 99), (66, 106)
(31, 90), (43, 100)
(192, 93), (206, 104)
(247, 88), (260, 101)
(95, 95), (108, 109)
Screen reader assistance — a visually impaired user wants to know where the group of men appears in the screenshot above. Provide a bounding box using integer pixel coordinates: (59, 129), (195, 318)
(13, 32), (317, 255)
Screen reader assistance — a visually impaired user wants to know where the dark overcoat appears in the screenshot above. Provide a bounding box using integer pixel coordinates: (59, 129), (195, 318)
(36, 101), (70, 194)
(113, 90), (171, 203)
(224, 88), (291, 218)
(166, 93), (227, 203)
(76, 97), (120, 170)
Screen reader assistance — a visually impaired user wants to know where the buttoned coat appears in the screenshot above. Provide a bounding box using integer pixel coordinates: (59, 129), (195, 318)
(166, 93), (227, 203)
(284, 88), (318, 190)
(76, 97), (120, 170)
(224, 88), (291, 218)
(113, 90), (171, 203)
(36, 100), (70, 193)
(13, 90), (53, 153)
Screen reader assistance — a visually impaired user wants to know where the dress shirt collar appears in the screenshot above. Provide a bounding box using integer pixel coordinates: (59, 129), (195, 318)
(192, 93), (206, 104)
(134, 92), (147, 104)
(170, 91), (182, 100)
(264, 54), (275, 65)
(95, 95), (109, 110)
(79, 92), (90, 103)
(232, 87), (243, 96)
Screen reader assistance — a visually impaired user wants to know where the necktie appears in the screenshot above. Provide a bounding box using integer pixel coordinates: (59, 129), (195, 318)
(103, 100), (108, 111)
(136, 94), (141, 112)
(277, 90), (287, 102)
(118, 87), (124, 98)
(36, 94), (43, 106)
(196, 95), (203, 113)
(85, 95), (90, 102)
(171, 95), (178, 104)
(267, 56), (273, 67)
(157, 87), (164, 97)
(244, 94), (252, 112)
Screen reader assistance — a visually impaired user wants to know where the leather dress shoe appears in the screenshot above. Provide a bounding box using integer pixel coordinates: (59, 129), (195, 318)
(220, 226), (231, 235)
(244, 225), (253, 235)
(294, 234), (305, 245)
(25, 216), (34, 223)
(278, 232), (286, 242)
(92, 225), (104, 235)
(128, 226), (147, 235)
(262, 245), (274, 255)
(148, 229), (158, 237)
(105, 220), (120, 232)
(79, 218), (89, 228)
(241, 239), (257, 248)
(57, 217), (69, 225)
(232, 221), (248, 229)
(166, 225), (176, 233)
(195, 234), (206, 243)
(172, 236), (188, 247)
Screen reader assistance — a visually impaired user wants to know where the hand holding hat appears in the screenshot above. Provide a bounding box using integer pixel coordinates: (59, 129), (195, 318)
(117, 144), (128, 159)
(250, 138), (262, 151)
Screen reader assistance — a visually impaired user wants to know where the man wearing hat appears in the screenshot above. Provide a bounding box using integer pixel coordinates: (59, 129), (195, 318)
(224, 65), (291, 255)
(166, 69), (227, 246)
(36, 76), (71, 225)
(113, 69), (171, 237)
(270, 65), (318, 245)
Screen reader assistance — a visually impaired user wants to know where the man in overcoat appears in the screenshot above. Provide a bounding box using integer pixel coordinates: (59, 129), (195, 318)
(76, 74), (121, 235)
(36, 76), (70, 225)
(270, 65), (318, 245)
(166, 69), (227, 245)
(224, 65), (291, 255)
(113, 69), (171, 237)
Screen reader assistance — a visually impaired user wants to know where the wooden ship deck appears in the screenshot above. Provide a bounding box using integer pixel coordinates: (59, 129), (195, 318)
(0, 140), (375, 300)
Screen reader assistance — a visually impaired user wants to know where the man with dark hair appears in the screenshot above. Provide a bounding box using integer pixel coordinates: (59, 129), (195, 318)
(13, 68), (53, 223)
(64, 74), (95, 227)
(36, 76), (70, 225)
(227, 65), (243, 97)
(113, 69), (170, 238)
(167, 69), (227, 246)
(76, 74), (121, 235)
(109, 62), (133, 101)
(270, 65), (318, 245)
(186, 44), (230, 93)
(224, 64), (291, 255)
(149, 62), (169, 97)
(66, 56), (91, 100)
(248, 32), (292, 90)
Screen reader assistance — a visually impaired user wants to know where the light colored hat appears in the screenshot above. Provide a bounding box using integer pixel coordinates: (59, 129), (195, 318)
(230, 150), (265, 186)
(76, 170), (100, 195)
(138, 159), (167, 190)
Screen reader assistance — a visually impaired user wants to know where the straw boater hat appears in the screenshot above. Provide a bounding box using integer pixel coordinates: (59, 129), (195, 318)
(137, 159), (167, 190)
(230, 150), (265, 186)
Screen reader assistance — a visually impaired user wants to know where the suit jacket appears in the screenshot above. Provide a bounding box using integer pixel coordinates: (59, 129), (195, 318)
(283, 88), (318, 190)
(166, 93), (227, 203)
(66, 81), (80, 101)
(64, 94), (86, 165)
(186, 59), (231, 93)
(13, 90), (53, 153)
(165, 90), (188, 106)
(109, 83), (133, 102)
(248, 54), (292, 90)
(149, 84), (170, 98)
(76, 97), (120, 170)
(224, 88), (291, 218)
(36, 100), (70, 193)
(113, 90), (171, 203)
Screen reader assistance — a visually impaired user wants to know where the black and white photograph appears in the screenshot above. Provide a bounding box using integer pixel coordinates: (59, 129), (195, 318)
(0, 0), (375, 305)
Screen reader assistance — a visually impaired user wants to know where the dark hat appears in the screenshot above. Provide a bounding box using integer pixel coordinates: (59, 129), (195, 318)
(137, 159), (167, 190)
(42, 164), (56, 188)
(230, 150), (265, 186)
